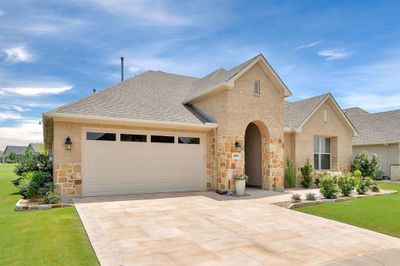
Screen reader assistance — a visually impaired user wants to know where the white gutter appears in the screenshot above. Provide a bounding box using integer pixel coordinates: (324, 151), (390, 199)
(44, 112), (218, 131)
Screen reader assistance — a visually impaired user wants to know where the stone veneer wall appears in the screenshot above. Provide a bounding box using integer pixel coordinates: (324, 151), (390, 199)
(54, 163), (82, 196)
(216, 135), (284, 191)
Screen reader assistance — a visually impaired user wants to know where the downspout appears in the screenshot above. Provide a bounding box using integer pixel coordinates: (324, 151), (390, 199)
(214, 127), (218, 191)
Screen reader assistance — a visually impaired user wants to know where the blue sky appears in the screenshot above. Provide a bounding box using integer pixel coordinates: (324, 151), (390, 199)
(0, 0), (400, 149)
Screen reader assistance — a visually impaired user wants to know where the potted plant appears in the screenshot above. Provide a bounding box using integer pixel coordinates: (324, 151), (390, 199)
(234, 174), (248, 196)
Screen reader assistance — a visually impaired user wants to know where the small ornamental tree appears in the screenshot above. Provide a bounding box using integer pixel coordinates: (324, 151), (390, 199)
(284, 158), (297, 188)
(300, 159), (313, 188)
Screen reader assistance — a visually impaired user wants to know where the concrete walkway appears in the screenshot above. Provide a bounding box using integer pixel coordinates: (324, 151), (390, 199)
(74, 190), (400, 266)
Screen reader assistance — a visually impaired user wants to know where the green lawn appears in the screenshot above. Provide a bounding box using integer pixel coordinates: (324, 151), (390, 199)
(297, 182), (400, 238)
(0, 164), (99, 266)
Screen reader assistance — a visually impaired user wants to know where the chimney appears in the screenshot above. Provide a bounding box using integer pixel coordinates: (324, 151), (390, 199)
(121, 57), (124, 81)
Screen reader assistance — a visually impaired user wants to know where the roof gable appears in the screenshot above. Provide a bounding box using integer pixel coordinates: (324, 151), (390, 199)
(285, 93), (358, 136)
(184, 54), (292, 103)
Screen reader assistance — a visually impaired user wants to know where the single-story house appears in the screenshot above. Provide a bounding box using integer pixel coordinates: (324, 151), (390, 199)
(43, 54), (357, 197)
(2, 145), (28, 163)
(345, 107), (400, 180)
(27, 143), (44, 153)
(284, 93), (357, 184)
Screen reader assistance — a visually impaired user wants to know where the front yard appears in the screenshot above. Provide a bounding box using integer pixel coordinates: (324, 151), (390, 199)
(297, 182), (400, 238)
(0, 164), (98, 266)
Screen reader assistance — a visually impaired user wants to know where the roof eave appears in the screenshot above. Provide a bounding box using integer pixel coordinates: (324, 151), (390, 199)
(44, 112), (218, 131)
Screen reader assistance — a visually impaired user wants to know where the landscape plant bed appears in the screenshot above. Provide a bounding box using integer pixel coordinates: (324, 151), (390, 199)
(15, 198), (73, 211)
(274, 189), (397, 209)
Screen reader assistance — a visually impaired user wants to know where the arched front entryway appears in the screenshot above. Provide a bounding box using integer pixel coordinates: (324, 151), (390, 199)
(245, 122), (262, 187)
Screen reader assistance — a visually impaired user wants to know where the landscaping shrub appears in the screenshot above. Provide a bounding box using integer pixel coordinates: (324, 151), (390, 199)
(18, 171), (53, 199)
(300, 159), (313, 188)
(318, 173), (338, 199)
(291, 193), (301, 203)
(305, 192), (317, 201)
(371, 183), (380, 192)
(284, 158), (296, 188)
(352, 152), (383, 180)
(356, 177), (372, 195)
(337, 174), (356, 196)
(14, 151), (52, 177)
(46, 192), (61, 204)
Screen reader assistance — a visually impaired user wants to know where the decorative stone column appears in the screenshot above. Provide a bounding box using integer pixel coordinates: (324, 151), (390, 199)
(216, 135), (245, 190)
(263, 137), (285, 191)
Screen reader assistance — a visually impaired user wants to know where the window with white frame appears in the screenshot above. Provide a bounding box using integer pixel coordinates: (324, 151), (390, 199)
(313, 137), (331, 170)
(254, 80), (260, 95)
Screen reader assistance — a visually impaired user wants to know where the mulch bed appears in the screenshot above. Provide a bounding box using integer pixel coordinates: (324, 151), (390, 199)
(274, 189), (397, 209)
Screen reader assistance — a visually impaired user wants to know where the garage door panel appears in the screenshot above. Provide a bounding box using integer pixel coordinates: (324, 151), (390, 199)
(83, 131), (205, 196)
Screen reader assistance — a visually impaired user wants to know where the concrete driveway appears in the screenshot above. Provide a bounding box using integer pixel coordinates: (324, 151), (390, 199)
(74, 190), (400, 266)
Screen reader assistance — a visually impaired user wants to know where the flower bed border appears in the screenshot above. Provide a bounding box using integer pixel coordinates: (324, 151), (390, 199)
(274, 189), (397, 209)
(15, 199), (73, 211)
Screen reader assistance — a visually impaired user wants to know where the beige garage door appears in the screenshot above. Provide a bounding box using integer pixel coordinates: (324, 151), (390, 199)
(82, 129), (206, 196)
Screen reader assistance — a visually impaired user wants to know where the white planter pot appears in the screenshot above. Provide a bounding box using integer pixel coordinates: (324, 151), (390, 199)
(235, 179), (246, 196)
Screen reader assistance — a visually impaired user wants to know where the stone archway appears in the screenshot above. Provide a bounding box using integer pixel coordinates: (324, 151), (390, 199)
(245, 123), (262, 187)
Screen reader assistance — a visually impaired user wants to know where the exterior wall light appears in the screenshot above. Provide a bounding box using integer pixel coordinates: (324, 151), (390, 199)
(235, 141), (242, 150)
(65, 137), (72, 150)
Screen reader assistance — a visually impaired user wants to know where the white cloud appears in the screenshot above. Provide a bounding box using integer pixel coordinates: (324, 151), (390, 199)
(0, 112), (22, 121)
(318, 49), (352, 60)
(87, 0), (192, 26)
(0, 9), (4, 16)
(0, 120), (43, 151)
(0, 86), (72, 96)
(3, 46), (34, 63)
(0, 104), (28, 112)
(295, 41), (322, 50)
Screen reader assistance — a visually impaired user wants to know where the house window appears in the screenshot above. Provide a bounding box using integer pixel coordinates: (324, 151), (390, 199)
(87, 132), (116, 141)
(121, 134), (147, 142)
(254, 80), (260, 95)
(178, 137), (200, 144)
(314, 137), (331, 170)
(151, 135), (175, 143)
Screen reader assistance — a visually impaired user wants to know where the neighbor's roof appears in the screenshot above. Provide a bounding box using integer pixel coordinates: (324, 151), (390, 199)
(45, 54), (291, 126)
(184, 53), (292, 102)
(28, 143), (43, 153)
(47, 71), (212, 125)
(345, 107), (400, 145)
(3, 145), (27, 155)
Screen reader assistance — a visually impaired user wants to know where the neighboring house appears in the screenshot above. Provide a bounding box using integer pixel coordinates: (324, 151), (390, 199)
(43, 54), (356, 197)
(3, 146), (28, 163)
(284, 94), (358, 183)
(345, 107), (400, 180)
(27, 143), (44, 153)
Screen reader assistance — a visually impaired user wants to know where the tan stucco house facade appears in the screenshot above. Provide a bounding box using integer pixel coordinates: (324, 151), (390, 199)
(345, 107), (400, 180)
(43, 54), (357, 197)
